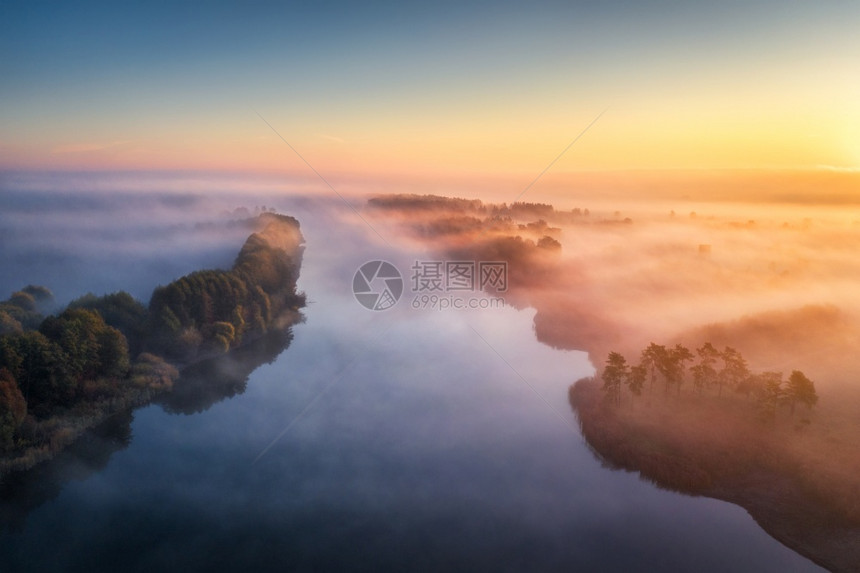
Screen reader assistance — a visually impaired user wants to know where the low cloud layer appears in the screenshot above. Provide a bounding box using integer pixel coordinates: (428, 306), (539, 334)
(363, 194), (860, 402)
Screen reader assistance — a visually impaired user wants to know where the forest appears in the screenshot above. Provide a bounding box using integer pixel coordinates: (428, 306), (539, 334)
(570, 343), (858, 571)
(599, 343), (818, 421)
(0, 213), (305, 470)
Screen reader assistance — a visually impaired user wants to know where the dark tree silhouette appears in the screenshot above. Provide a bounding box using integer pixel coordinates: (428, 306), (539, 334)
(0, 369), (26, 451)
(785, 370), (818, 415)
(718, 346), (748, 397)
(628, 364), (646, 398)
(665, 344), (693, 395)
(601, 352), (629, 406)
(640, 343), (667, 395)
(690, 342), (720, 394)
(751, 371), (783, 422)
(599, 341), (820, 428)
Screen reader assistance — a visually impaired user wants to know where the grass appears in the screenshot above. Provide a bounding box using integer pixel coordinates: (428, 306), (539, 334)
(0, 386), (158, 477)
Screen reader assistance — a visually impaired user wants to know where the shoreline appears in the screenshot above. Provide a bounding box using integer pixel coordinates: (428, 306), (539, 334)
(0, 314), (301, 479)
(570, 377), (860, 573)
(0, 213), (305, 481)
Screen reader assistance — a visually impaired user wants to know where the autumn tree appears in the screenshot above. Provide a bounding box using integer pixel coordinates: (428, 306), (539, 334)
(0, 368), (26, 451)
(0, 288), (45, 331)
(69, 291), (148, 354)
(8, 291), (37, 313)
(0, 310), (23, 336)
(130, 353), (179, 391)
(21, 285), (54, 308)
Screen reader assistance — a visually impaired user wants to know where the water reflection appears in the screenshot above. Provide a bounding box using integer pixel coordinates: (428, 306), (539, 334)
(156, 327), (296, 416)
(0, 324), (298, 532)
(0, 411), (132, 533)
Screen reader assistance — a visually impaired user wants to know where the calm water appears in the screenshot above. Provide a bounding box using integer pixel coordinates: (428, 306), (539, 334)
(0, 183), (823, 572)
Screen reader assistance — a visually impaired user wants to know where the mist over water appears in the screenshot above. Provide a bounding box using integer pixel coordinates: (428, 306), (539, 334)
(0, 175), (331, 305)
(362, 189), (860, 387)
(0, 173), (826, 571)
(546, 199), (860, 390)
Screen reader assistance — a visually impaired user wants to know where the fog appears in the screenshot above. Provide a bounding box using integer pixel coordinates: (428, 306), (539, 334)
(0, 173), (847, 569)
(359, 191), (860, 565)
(4, 173), (856, 396)
(360, 194), (860, 391)
(0, 179), (338, 307)
(550, 202), (860, 389)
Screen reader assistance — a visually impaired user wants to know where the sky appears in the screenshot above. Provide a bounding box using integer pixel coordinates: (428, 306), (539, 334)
(1, 1), (859, 189)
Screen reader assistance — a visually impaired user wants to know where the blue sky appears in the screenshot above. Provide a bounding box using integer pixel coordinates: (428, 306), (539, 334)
(2, 1), (858, 175)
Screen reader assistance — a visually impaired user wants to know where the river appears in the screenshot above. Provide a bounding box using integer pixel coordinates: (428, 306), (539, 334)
(0, 179), (822, 572)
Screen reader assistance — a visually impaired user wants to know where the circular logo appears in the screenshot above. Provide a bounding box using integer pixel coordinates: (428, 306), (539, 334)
(352, 260), (403, 311)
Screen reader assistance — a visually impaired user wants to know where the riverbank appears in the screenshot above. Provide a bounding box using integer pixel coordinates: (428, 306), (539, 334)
(0, 213), (305, 480)
(570, 377), (860, 572)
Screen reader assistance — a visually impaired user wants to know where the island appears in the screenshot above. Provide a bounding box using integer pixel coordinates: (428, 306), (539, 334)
(0, 212), (306, 476)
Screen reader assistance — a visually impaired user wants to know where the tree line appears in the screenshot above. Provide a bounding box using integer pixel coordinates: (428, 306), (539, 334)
(0, 285), (54, 335)
(601, 342), (818, 421)
(0, 213), (305, 454)
(0, 293), (161, 451)
(147, 216), (305, 361)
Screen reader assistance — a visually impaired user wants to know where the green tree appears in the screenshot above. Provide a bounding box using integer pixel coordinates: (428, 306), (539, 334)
(144, 213), (304, 359)
(7, 331), (73, 414)
(69, 291), (147, 353)
(38, 308), (131, 399)
(97, 327), (131, 379)
(40, 309), (105, 382)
